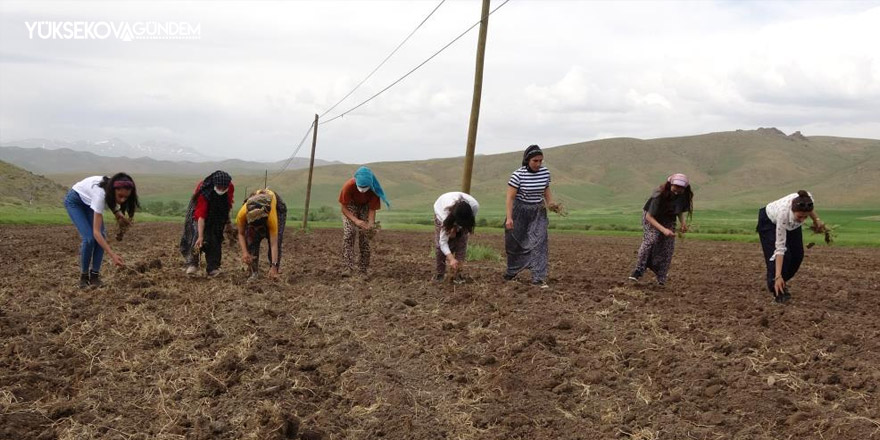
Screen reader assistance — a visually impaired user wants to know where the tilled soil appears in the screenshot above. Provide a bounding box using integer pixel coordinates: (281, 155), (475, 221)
(1, 223), (879, 439)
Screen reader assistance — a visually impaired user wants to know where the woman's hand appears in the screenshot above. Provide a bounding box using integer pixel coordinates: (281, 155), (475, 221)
(110, 252), (125, 267)
(774, 277), (786, 296)
(505, 218), (514, 230)
(662, 227), (676, 238)
(446, 254), (459, 271)
(241, 252), (253, 265)
(115, 213), (131, 227)
(679, 223), (689, 233)
(268, 266), (280, 278)
(195, 236), (203, 250)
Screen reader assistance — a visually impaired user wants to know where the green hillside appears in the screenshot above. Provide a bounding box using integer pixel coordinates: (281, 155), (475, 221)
(0, 160), (68, 206)
(210, 128), (880, 212)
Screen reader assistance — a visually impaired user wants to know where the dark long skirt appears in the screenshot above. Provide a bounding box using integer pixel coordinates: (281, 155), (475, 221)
(504, 200), (549, 282)
(632, 211), (676, 283)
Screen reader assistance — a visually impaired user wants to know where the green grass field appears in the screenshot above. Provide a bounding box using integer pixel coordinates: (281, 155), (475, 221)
(3, 205), (878, 247)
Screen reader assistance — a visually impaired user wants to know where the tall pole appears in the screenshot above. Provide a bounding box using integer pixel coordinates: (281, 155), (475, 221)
(302, 114), (319, 230)
(461, 0), (491, 194)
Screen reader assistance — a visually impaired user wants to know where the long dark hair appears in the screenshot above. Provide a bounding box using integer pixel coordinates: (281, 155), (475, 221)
(791, 190), (814, 212)
(98, 172), (140, 217)
(656, 181), (694, 222)
(442, 199), (476, 235)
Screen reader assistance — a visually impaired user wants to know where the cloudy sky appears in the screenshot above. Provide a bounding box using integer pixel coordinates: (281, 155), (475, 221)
(1, 0), (878, 163)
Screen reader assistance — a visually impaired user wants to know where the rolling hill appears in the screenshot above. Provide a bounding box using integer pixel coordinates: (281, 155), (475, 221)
(231, 128), (880, 211)
(4, 128), (879, 212)
(0, 161), (68, 206)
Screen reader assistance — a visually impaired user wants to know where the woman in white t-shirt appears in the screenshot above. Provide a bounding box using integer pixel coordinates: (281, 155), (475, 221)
(63, 173), (140, 288)
(432, 192), (479, 283)
(756, 190), (825, 303)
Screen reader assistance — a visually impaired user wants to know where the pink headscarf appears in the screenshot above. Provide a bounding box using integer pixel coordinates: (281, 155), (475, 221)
(667, 173), (689, 187)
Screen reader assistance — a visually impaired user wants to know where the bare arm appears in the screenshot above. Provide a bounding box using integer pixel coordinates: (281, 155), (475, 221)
(645, 212), (675, 237)
(543, 187), (554, 207)
(92, 212), (124, 266)
(366, 208), (377, 229)
(340, 203), (365, 228)
(505, 186), (516, 229)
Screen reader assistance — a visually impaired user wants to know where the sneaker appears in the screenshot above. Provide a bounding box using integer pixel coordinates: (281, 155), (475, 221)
(502, 273), (515, 281)
(185, 265), (198, 275)
(89, 272), (103, 288)
(433, 273), (445, 282)
(453, 274), (466, 285)
(532, 279), (549, 289)
(657, 280), (666, 287)
(78, 273), (90, 289)
(207, 269), (221, 278)
(627, 270), (642, 282)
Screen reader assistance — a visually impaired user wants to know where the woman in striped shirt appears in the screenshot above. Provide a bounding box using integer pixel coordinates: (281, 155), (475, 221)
(757, 190), (825, 303)
(503, 145), (560, 288)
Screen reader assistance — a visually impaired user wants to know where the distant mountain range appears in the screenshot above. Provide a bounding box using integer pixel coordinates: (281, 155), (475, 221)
(0, 138), (216, 162)
(0, 146), (339, 176)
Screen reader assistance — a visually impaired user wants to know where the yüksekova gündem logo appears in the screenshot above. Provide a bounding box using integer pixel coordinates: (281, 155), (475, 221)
(25, 21), (201, 41)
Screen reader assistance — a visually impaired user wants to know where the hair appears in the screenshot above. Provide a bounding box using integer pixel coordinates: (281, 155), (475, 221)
(442, 199), (476, 235)
(656, 181), (694, 222)
(98, 172), (140, 217)
(791, 190), (814, 212)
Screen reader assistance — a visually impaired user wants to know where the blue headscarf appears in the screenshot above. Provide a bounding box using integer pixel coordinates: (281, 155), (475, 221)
(354, 166), (390, 208)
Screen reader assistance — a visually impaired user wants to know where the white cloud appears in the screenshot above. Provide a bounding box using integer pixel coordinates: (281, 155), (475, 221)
(1, 1), (878, 163)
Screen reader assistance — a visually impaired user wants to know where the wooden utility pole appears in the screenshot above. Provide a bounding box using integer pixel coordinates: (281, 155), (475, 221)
(461, 0), (491, 194)
(302, 114), (319, 229)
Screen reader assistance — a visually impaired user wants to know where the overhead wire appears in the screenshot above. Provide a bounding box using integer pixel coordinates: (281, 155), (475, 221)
(268, 120), (315, 182)
(319, 0), (446, 119)
(320, 0), (511, 126)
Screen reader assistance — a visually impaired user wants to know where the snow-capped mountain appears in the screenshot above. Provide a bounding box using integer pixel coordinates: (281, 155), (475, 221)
(0, 138), (219, 162)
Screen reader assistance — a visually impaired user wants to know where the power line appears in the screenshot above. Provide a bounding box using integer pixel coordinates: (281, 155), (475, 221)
(269, 1), (445, 180)
(319, 0), (446, 119)
(269, 120), (315, 182)
(320, 0), (511, 126)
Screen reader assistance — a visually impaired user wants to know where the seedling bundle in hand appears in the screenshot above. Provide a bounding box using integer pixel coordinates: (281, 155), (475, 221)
(806, 223), (837, 248)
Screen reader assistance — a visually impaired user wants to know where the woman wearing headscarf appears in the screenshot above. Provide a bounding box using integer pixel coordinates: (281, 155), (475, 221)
(433, 192), (479, 282)
(235, 188), (287, 279)
(628, 173), (694, 286)
(338, 166), (390, 275)
(179, 170), (234, 277)
(64, 173), (140, 288)
(756, 190), (824, 303)
(504, 145), (559, 288)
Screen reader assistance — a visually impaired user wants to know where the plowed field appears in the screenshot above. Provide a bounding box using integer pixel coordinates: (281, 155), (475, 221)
(2, 223), (879, 439)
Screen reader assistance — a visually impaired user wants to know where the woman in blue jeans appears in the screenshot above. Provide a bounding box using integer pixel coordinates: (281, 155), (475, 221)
(64, 173), (140, 288)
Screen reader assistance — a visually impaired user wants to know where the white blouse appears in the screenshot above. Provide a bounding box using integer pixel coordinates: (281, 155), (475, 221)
(764, 192), (813, 260)
(433, 192), (479, 256)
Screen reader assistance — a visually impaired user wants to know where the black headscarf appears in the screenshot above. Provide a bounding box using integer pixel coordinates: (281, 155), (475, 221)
(521, 144), (543, 173)
(198, 170), (232, 200)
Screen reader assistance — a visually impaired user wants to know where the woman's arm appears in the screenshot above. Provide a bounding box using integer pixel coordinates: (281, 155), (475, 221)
(366, 209), (376, 229)
(677, 213), (688, 232)
(645, 212), (675, 237)
(195, 217), (205, 249)
(92, 212), (124, 266)
(543, 187), (554, 207)
(268, 234), (279, 277)
(237, 219), (252, 264)
(340, 203), (365, 228)
(505, 186), (516, 229)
